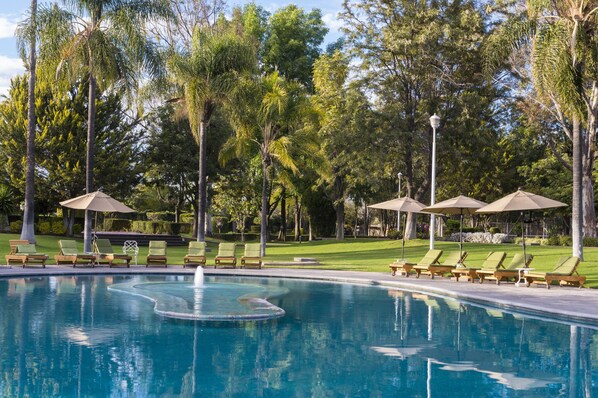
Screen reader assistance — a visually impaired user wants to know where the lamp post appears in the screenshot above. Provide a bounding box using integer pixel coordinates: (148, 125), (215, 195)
(397, 172), (402, 237)
(429, 113), (440, 250)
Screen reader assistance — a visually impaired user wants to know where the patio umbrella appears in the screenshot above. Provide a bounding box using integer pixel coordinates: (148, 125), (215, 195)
(60, 191), (135, 252)
(368, 197), (427, 260)
(476, 189), (567, 264)
(422, 195), (487, 260)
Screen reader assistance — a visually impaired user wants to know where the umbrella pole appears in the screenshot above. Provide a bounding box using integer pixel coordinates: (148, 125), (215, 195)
(459, 211), (463, 261)
(401, 213), (407, 261)
(521, 212), (527, 267)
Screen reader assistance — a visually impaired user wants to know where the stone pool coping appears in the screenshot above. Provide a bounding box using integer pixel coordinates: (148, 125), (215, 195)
(0, 265), (597, 327)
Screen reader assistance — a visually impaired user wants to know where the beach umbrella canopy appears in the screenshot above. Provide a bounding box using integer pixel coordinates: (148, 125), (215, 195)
(368, 197), (427, 260)
(60, 191), (135, 213)
(476, 189), (567, 263)
(368, 197), (427, 213)
(422, 195), (487, 259)
(60, 191), (135, 253)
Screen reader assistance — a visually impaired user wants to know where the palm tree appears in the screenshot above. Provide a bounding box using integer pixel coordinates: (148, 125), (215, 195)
(32, 0), (169, 251)
(15, 0), (38, 243)
(485, 0), (598, 260)
(222, 72), (306, 256)
(168, 28), (255, 242)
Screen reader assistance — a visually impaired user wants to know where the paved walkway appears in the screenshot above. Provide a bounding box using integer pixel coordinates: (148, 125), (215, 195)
(1, 265), (597, 326)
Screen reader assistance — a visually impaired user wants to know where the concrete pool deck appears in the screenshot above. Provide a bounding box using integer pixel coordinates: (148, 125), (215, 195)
(0, 265), (597, 326)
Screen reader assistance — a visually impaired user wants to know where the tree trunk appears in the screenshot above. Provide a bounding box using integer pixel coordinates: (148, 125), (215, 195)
(294, 196), (301, 240)
(260, 159), (269, 256)
(20, 0), (37, 244)
(582, 146), (596, 237)
(83, 73), (97, 252)
(278, 189), (286, 241)
(192, 203), (199, 239)
(197, 116), (208, 242)
(572, 117), (584, 259)
(334, 175), (344, 240)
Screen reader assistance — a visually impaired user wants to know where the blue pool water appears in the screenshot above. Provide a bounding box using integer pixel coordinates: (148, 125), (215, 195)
(0, 275), (595, 397)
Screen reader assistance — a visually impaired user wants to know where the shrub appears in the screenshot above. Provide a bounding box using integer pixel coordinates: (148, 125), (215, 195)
(180, 213), (194, 223)
(444, 219), (461, 235)
(146, 212), (175, 221)
(9, 220), (22, 234)
(546, 235), (560, 246)
(583, 236), (598, 247)
(104, 218), (131, 231)
(38, 221), (52, 235)
(52, 222), (66, 235)
(559, 235), (572, 246)
(489, 227), (501, 234)
(449, 232), (510, 244)
(387, 229), (400, 239)
(73, 224), (83, 235)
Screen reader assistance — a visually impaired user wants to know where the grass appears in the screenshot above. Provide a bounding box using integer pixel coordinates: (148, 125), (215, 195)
(2, 234), (597, 287)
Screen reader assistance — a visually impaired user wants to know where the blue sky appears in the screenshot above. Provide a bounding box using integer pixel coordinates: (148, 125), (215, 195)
(0, 0), (343, 96)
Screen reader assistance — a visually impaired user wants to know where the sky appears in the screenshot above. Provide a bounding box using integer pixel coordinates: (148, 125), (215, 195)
(0, 0), (344, 97)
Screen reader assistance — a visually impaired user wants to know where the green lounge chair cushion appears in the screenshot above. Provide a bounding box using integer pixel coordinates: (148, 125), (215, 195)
(59, 240), (80, 255)
(243, 243), (261, 258)
(503, 253), (533, 270)
(217, 243), (236, 257)
(17, 244), (38, 255)
(95, 239), (116, 254)
(479, 251), (506, 270)
(418, 249), (443, 266)
(188, 241), (206, 256)
(148, 241), (167, 256)
(546, 256), (580, 276)
(440, 251), (466, 266)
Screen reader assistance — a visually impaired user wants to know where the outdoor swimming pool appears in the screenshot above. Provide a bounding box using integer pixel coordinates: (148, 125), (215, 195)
(0, 275), (595, 397)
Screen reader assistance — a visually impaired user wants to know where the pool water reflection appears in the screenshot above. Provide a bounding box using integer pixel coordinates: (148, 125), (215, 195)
(0, 275), (595, 397)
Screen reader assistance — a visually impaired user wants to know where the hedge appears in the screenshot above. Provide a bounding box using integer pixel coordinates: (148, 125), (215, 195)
(130, 220), (192, 235)
(104, 218), (132, 231)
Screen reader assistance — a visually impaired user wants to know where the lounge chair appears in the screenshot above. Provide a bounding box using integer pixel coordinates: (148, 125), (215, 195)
(241, 243), (262, 269)
(93, 239), (131, 268)
(524, 256), (584, 288)
(215, 243), (237, 268)
(6, 243), (49, 268)
(55, 240), (96, 267)
(146, 241), (168, 267)
(415, 251), (468, 279)
(5, 239), (28, 267)
(477, 253), (533, 284)
(389, 249), (443, 277)
(184, 241), (206, 268)
(452, 251), (506, 283)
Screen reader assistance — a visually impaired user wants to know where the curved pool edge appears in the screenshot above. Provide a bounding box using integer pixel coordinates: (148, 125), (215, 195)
(0, 266), (596, 327)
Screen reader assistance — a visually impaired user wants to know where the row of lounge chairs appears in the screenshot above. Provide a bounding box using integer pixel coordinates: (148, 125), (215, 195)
(4, 239), (263, 269)
(389, 250), (585, 289)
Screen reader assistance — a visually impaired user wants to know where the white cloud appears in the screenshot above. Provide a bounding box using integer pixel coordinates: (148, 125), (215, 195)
(0, 55), (24, 97)
(323, 12), (344, 34)
(0, 16), (18, 39)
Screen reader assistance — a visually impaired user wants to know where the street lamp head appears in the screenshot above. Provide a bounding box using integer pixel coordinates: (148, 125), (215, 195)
(397, 172), (402, 178)
(429, 113), (441, 129)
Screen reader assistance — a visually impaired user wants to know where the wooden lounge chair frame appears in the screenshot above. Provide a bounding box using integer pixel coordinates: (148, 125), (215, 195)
(55, 240), (96, 267)
(524, 256), (585, 289)
(184, 241), (207, 268)
(477, 253), (533, 284)
(452, 251), (506, 283)
(6, 243), (49, 268)
(389, 249), (443, 277)
(94, 239), (131, 268)
(146, 241), (168, 267)
(240, 243), (262, 269)
(417, 251), (468, 279)
(215, 243), (237, 268)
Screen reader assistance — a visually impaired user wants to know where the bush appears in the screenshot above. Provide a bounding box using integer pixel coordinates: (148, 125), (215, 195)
(559, 235), (572, 246)
(489, 227), (501, 234)
(180, 213), (194, 223)
(449, 232), (510, 244)
(444, 219), (461, 235)
(130, 220), (191, 235)
(146, 212), (175, 221)
(387, 229), (400, 239)
(546, 235), (560, 246)
(9, 220), (22, 234)
(104, 218), (131, 231)
(73, 224), (83, 235)
(583, 236), (598, 247)
(38, 221), (52, 235)
(52, 222), (66, 235)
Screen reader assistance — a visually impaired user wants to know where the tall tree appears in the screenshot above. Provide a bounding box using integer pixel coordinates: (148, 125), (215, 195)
(15, 0), (38, 243)
(168, 27), (255, 241)
(484, 0), (598, 259)
(222, 72), (306, 255)
(33, 0), (169, 251)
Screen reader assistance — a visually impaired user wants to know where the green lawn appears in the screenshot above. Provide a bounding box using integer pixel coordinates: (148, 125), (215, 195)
(3, 234), (597, 287)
